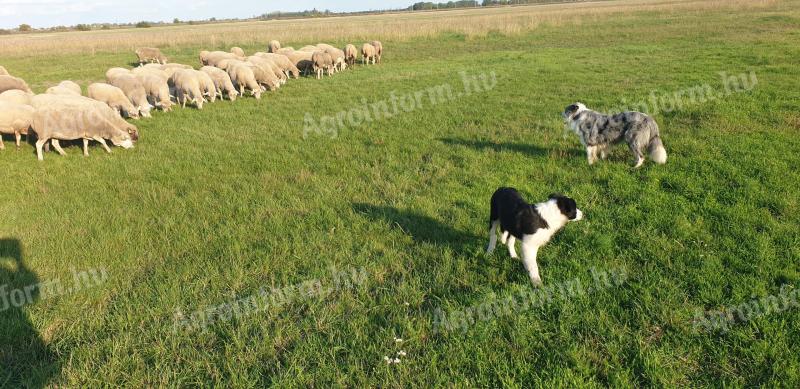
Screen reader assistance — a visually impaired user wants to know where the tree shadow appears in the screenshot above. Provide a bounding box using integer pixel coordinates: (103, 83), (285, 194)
(0, 239), (60, 388)
(439, 137), (583, 159)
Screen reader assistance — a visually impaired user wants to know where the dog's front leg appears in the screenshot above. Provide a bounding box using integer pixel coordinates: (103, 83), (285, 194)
(507, 236), (518, 259)
(586, 146), (597, 165)
(486, 221), (499, 254)
(521, 241), (542, 286)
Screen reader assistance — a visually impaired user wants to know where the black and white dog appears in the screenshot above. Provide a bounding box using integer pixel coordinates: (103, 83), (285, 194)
(486, 188), (583, 286)
(563, 102), (667, 167)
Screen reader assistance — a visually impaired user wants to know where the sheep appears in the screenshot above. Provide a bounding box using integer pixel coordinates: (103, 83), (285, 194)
(45, 86), (79, 96)
(58, 80), (82, 95)
(138, 74), (174, 112)
(132, 66), (170, 81)
(194, 70), (218, 102)
(88, 83), (140, 118)
(361, 43), (377, 65)
(371, 41), (383, 63)
(107, 73), (153, 118)
(299, 45), (319, 53)
(227, 62), (262, 100)
(246, 61), (282, 91)
(275, 47), (294, 55)
(200, 66), (239, 101)
(135, 47), (168, 66)
(311, 51), (333, 79)
(324, 47), (346, 72)
(253, 52), (300, 79)
(0, 66), (8, 76)
(106, 67), (131, 79)
(282, 51), (314, 75)
(268, 40), (281, 53)
(203, 51), (242, 67)
(247, 56), (287, 85)
(170, 69), (205, 109)
(0, 90), (32, 105)
(0, 75), (32, 94)
(344, 44), (357, 67)
(0, 101), (34, 150)
(30, 94), (137, 160)
(231, 47), (246, 57)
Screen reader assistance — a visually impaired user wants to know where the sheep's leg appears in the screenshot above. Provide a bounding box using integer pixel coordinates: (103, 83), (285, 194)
(0, 136), (4, 150)
(51, 139), (67, 156)
(93, 137), (112, 153)
(15, 132), (22, 149)
(83, 138), (90, 156)
(35, 138), (47, 161)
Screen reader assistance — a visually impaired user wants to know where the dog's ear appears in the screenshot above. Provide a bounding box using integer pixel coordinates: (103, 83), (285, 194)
(554, 196), (579, 220)
(564, 104), (579, 117)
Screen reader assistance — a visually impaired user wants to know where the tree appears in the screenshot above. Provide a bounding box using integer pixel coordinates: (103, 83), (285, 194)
(173, 18), (180, 24)
(76, 24), (91, 31)
(135, 21), (151, 28)
(18, 24), (32, 32)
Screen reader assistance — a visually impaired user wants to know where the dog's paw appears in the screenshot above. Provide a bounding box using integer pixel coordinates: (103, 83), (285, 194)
(530, 277), (543, 287)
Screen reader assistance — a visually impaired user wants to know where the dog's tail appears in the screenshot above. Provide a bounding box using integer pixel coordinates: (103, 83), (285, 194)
(646, 119), (667, 164)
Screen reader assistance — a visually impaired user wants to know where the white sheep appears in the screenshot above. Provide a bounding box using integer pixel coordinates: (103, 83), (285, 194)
(170, 69), (205, 109)
(0, 101), (34, 150)
(200, 66), (239, 101)
(88, 83), (140, 119)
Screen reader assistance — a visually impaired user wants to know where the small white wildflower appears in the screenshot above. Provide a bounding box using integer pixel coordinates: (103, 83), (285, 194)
(383, 356), (390, 364)
(394, 337), (403, 343)
(393, 358), (401, 364)
(398, 350), (407, 356)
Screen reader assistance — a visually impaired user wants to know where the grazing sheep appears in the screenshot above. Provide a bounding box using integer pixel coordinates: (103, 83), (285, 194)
(324, 47), (346, 72)
(0, 90), (32, 105)
(88, 83), (140, 118)
(0, 66), (8, 76)
(231, 47), (246, 57)
(138, 74), (174, 112)
(371, 41), (383, 63)
(57, 80), (82, 95)
(227, 62), (262, 100)
(253, 52), (300, 79)
(361, 43), (377, 65)
(344, 44), (357, 67)
(0, 101), (34, 150)
(135, 47), (168, 65)
(194, 70), (218, 102)
(203, 51), (242, 67)
(268, 40), (281, 53)
(200, 66), (239, 101)
(107, 73), (153, 117)
(282, 51), (314, 75)
(106, 67), (131, 79)
(311, 51), (334, 79)
(246, 61), (281, 91)
(0, 75), (33, 94)
(132, 66), (170, 81)
(275, 47), (294, 55)
(30, 95), (137, 160)
(248, 56), (287, 85)
(299, 45), (319, 53)
(170, 69), (205, 109)
(45, 86), (79, 96)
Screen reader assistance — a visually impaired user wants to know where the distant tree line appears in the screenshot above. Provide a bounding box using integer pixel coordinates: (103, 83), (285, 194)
(1, 0), (581, 35)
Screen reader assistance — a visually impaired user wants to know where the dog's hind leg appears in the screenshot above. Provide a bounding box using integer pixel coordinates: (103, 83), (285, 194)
(486, 220), (499, 254)
(507, 236), (518, 259)
(629, 141), (645, 168)
(500, 230), (509, 245)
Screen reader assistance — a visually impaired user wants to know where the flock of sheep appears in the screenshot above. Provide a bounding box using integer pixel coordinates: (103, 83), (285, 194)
(0, 40), (384, 160)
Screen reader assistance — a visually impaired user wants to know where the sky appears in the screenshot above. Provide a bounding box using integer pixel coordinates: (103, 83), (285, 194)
(0, 0), (413, 29)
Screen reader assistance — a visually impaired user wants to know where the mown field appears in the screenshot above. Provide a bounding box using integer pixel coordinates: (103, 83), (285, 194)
(2, 0), (800, 386)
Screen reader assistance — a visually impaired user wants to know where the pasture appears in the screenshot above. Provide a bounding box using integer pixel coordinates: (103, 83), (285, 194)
(1, 0), (800, 386)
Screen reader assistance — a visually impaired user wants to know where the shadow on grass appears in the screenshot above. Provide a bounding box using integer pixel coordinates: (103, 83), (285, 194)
(0, 239), (60, 388)
(352, 203), (480, 250)
(439, 137), (584, 159)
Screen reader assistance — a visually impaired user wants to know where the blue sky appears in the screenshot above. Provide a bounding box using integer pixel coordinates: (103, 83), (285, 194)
(0, 1), (413, 29)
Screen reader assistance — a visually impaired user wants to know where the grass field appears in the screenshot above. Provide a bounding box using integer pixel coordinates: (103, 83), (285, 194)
(2, 0), (800, 386)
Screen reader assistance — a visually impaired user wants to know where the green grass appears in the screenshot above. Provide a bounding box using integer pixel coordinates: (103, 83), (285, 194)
(2, 2), (800, 387)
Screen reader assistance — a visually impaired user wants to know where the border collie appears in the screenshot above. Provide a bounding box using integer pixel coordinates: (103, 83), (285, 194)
(563, 102), (667, 167)
(486, 187), (583, 286)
